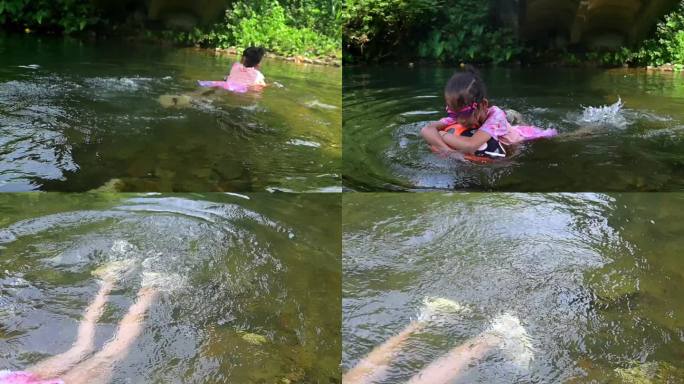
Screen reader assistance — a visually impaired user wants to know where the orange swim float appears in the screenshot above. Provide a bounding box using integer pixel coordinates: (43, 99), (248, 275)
(430, 123), (507, 164)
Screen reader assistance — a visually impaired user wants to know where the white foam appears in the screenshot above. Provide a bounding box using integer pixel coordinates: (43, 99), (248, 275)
(400, 110), (439, 116)
(488, 313), (535, 369)
(266, 187), (296, 193)
(305, 100), (338, 110)
(287, 139), (321, 148)
(84, 76), (157, 92)
(225, 192), (250, 200)
(307, 186), (342, 193)
(141, 271), (186, 293)
(416, 297), (470, 324)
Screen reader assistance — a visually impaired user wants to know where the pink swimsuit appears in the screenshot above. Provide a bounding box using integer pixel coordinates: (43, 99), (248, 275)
(0, 371), (64, 384)
(439, 106), (557, 145)
(198, 62), (266, 93)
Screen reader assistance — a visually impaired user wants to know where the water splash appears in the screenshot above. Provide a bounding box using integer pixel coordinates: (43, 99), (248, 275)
(83, 76), (159, 92)
(416, 297), (471, 324)
(579, 98), (627, 127)
(488, 313), (535, 370)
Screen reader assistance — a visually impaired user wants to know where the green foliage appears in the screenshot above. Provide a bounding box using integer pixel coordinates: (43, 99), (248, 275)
(343, 0), (439, 61)
(0, 0), (98, 33)
(343, 0), (520, 64)
(573, 1), (684, 69)
(633, 1), (684, 67)
(176, 0), (340, 58)
(231, 1), (338, 56)
(279, 0), (341, 40)
(0, 0), (340, 58)
(585, 47), (635, 67)
(417, 0), (520, 65)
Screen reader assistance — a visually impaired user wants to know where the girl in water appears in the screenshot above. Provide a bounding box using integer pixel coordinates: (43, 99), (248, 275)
(343, 297), (534, 384)
(198, 46), (267, 93)
(161, 46), (268, 107)
(420, 66), (557, 160)
(0, 260), (173, 384)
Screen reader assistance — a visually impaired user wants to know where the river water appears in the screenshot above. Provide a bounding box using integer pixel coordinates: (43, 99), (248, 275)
(0, 35), (341, 192)
(343, 193), (684, 382)
(344, 66), (684, 191)
(0, 193), (341, 383)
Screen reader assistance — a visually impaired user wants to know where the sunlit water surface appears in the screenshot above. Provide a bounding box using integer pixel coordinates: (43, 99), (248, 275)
(0, 35), (341, 192)
(343, 193), (684, 383)
(344, 66), (684, 191)
(0, 193), (341, 383)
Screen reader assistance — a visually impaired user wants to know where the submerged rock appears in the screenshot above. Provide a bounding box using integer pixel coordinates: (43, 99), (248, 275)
(614, 361), (684, 383)
(159, 94), (193, 108)
(241, 332), (268, 345)
(89, 178), (125, 192)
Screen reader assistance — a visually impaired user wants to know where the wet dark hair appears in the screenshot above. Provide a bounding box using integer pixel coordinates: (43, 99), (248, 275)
(242, 46), (266, 68)
(444, 65), (489, 128)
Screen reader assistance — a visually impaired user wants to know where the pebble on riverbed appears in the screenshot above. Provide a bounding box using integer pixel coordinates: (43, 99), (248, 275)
(240, 332), (268, 345)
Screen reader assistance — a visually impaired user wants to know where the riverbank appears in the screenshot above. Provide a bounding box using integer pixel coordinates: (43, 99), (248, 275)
(0, 0), (341, 66)
(5, 29), (341, 67)
(117, 27), (341, 67)
(0, 34), (342, 192)
(342, 57), (683, 72)
(204, 46), (341, 67)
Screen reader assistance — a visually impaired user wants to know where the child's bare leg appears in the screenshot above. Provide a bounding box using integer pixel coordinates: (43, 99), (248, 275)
(61, 287), (158, 384)
(408, 313), (533, 384)
(343, 321), (425, 384)
(555, 126), (604, 141)
(29, 281), (113, 379)
(344, 298), (467, 384)
(406, 333), (501, 384)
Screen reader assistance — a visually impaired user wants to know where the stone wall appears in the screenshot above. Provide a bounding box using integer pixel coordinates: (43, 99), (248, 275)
(92, 0), (231, 30)
(495, 0), (680, 48)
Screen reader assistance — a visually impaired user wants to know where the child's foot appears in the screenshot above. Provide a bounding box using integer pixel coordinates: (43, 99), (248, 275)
(416, 297), (471, 325)
(487, 313), (534, 369)
(141, 272), (186, 293)
(92, 259), (137, 284)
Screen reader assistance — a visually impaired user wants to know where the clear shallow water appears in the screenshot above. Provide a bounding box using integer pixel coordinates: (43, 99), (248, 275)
(342, 193), (684, 383)
(0, 193), (341, 383)
(343, 66), (684, 191)
(0, 35), (341, 192)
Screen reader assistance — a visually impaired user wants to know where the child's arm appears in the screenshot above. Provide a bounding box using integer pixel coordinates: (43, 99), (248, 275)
(248, 72), (268, 90)
(420, 121), (451, 152)
(421, 121), (492, 153)
(432, 106), (506, 153)
(440, 130), (492, 153)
